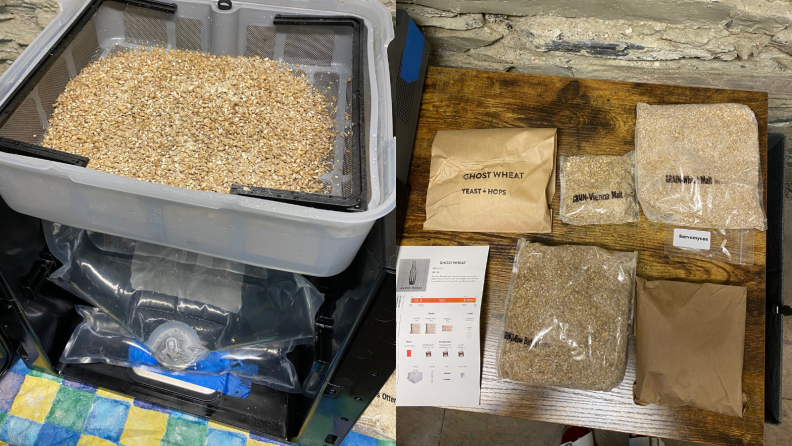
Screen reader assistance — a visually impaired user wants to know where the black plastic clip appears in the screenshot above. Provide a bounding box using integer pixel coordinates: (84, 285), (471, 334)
(217, 0), (232, 10)
(323, 382), (342, 399)
(16, 344), (29, 362)
(773, 305), (792, 316)
(315, 316), (334, 364)
(20, 253), (59, 302)
(0, 137), (88, 167)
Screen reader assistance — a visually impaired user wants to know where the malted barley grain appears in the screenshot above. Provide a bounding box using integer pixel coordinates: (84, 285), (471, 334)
(43, 48), (336, 195)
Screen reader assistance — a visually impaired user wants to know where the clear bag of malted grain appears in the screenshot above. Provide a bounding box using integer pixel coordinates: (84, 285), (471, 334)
(496, 240), (637, 391)
(559, 151), (640, 225)
(634, 103), (766, 231)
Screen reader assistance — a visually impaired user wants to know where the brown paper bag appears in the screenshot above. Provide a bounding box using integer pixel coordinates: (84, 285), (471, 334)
(423, 128), (557, 233)
(634, 277), (747, 417)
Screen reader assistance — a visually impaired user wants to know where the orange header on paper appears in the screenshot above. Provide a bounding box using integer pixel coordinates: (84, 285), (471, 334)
(410, 298), (476, 303)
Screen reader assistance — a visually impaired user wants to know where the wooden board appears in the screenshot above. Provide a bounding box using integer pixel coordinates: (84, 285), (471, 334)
(401, 67), (768, 446)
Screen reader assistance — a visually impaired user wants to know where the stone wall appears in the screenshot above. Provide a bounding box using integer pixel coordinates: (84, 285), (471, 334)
(1, 0), (790, 139)
(0, 0), (58, 76)
(395, 0), (792, 144)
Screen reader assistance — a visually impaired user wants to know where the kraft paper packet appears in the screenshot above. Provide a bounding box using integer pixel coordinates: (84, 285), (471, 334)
(633, 277), (747, 417)
(424, 128), (557, 233)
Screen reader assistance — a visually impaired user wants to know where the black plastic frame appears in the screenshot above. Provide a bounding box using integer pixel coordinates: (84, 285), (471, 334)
(297, 271), (395, 445)
(391, 9), (429, 184)
(230, 14), (369, 213)
(390, 9), (429, 239)
(765, 132), (786, 425)
(0, 137), (88, 167)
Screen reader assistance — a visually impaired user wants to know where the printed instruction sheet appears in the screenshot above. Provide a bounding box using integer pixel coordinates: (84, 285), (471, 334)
(395, 245), (489, 407)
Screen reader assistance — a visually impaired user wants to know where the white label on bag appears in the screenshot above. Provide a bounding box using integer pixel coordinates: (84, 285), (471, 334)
(673, 229), (711, 250)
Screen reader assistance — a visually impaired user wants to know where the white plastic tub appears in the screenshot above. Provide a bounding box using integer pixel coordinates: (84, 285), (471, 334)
(0, 0), (394, 276)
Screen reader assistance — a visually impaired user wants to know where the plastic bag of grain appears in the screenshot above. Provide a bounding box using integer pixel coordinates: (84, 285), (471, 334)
(635, 102), (765, 230)
(352, 372), (395, 441)
(497, 240), (637, 391)
(559, 151), (640, 225)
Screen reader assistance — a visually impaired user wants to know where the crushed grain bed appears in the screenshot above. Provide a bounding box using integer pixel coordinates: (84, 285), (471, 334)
(42, 47), (337, 194)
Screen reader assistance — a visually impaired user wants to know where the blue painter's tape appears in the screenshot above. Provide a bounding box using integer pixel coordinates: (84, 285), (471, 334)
(128, 344), (255, 398)
(400, 18), (424, 83)
(340, 431), (379, 446)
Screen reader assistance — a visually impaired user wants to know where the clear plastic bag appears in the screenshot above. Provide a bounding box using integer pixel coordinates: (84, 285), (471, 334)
(497, 240), (637, 391)
(664, 226), (755, 265)
(634, 102), (766, 231)
(559, 151), (640, 225)
(44, 222), (324, 364)
(62, 306), (301, 393)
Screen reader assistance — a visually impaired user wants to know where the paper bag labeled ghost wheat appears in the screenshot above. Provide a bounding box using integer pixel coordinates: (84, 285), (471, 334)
(634, 277), (747, 417)
(424, 128), (557, 233)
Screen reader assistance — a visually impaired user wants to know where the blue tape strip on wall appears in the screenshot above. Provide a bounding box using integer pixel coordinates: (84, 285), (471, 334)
(400, 18), (424, 83)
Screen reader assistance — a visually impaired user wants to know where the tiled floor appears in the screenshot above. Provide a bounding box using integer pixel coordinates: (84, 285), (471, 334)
(397, 179), (792, 446)
(0, 359), (392, 446)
